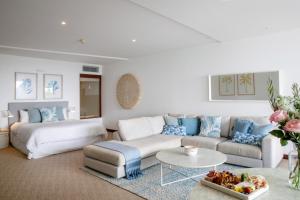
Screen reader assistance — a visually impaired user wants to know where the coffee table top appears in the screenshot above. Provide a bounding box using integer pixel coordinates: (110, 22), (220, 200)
(189, 168), (299, 200)
(156, 147), (227, 169)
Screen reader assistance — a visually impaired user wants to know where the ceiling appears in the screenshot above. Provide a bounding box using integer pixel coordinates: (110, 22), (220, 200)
(0, 0), (299, 64)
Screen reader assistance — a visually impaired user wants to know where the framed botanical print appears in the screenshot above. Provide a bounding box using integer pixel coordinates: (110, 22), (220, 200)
(219, 74), (235, 96)
(237, 73), (255, 95)
(44, 74), (63, 99)
(15, 72), (37, 100)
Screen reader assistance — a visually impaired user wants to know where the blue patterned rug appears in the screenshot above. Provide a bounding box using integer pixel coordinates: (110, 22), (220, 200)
(82, 163), (244, 200)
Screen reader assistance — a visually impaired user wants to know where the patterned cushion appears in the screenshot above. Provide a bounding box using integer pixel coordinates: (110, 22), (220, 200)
(28, 108), (42, 123)
(164, 115), (179, 126)
(232, 119), (253, 137)
(199, 116), (222, 138)
(40, 107), (59, 122)
(161, 125), (186, 136)
(179, 117), (200, 136)
(232, 131), (266, 147)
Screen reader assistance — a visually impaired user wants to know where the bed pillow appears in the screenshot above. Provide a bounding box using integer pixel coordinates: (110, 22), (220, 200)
(28, 108), (42, 123)
(199, 116), (222, 138)
(55, 106), (65, 121)
(161, 125), (186, 136)
(179, 117), (200, 136)
(19, 110), (29, 123)
(63, 108), (68, 120)
(40, 107), (58, 122)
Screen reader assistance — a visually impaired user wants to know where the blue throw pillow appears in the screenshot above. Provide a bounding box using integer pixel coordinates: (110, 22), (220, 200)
(232, 131), (266, 147)
(55, 106), (65, 121)
(164, 116), (179, 126)
(232, 119), (253, 137)
(179, 118), (200, 136)
(28, 108), (42, 123)
(251, 123), (274, 136)
(40, 107), (59, 122)
(162, 125), (186, 136)
(199, 116), (222, 138)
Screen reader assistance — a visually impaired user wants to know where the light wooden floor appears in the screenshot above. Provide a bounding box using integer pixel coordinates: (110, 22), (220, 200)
(0, 146), (288, 200)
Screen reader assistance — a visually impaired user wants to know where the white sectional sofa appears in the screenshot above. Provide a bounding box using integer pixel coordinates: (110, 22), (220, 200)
(83, 115), (283, 178)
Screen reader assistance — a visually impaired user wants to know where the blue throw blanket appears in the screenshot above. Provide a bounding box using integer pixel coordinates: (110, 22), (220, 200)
(94, 141), (142, 180)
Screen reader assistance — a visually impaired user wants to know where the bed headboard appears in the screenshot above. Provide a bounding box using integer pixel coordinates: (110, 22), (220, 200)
(8, 101), (69, 126)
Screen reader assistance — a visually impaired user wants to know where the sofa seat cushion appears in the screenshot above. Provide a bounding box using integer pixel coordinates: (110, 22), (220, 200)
(83, 145), (126, 166)
(217, 141), (262, 159)
(83, 135), (182, 166)
(118, 135), (182, 158)
(181, 136), (227, 150)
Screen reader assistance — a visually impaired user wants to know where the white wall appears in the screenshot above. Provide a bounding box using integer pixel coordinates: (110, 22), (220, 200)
(103, 29), (300, 129)
(0, 54), (102, 129)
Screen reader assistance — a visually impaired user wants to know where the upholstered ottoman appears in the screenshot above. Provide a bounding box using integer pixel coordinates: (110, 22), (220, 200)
(83, 134), (182, 178)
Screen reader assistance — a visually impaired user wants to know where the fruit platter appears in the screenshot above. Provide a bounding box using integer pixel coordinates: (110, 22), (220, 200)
(200, 171), (269, 200)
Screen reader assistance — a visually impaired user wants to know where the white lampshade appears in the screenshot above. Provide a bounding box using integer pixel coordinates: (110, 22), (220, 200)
(0, 110), (14, 118)
(68, 107), (76, 113)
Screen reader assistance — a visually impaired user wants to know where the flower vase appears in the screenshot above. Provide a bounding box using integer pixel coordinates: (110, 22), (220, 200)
(288, 147), (300, 190)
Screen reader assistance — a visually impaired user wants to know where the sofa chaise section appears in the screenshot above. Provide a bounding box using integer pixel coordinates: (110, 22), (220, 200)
(83, 116), (182, 178)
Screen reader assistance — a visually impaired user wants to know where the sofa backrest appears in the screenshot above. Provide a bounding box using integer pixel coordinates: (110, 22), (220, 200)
(220, 116), (231, 138)
(118, 116), (165, 141)
(228, 116), (270, 138)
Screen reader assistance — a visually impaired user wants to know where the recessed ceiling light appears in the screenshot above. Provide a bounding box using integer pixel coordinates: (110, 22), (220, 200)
(61, 21), (67, 26)
(132, 39), (137, 43)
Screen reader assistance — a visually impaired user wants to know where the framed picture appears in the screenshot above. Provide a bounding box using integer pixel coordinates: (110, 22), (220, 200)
(44, 74), (63, 99)
(219, 74), (235, 96)
(15, 72), (37, 100)
(237, 73), (255, 95)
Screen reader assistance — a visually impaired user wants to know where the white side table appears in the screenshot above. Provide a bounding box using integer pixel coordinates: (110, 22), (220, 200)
(0, 131), (9, 149)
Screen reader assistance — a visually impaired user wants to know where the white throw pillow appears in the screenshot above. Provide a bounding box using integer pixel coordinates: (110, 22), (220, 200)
(19, 110), (29, 123)
(63, 108), (68, 120)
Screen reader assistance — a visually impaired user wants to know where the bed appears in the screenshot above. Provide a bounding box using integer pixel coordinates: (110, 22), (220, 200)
(8, 101), (107, 159)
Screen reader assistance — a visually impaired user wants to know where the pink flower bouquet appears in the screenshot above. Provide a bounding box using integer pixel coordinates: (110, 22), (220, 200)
(268, 81), (300, 189)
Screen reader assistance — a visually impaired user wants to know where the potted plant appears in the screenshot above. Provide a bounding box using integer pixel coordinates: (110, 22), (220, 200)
(267, 80), (300, 190)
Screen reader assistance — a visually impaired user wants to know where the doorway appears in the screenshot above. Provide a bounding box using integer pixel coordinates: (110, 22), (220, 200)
(80, 74), (101, 119)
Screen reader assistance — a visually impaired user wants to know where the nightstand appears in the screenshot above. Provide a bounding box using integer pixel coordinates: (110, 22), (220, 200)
(0, 131), (9, 149)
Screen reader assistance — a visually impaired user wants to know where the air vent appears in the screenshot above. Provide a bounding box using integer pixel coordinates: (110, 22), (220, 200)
(82, 66), (99, 73)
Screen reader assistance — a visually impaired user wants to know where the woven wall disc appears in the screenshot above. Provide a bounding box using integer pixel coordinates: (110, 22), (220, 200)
(116, 73), (141, 109)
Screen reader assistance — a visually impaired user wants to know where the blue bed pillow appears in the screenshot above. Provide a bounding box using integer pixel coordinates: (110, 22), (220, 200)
(161, 125), (186, 136)
(232, 131), (266, 147)
(28, 108), (42, 123)
(179, 117), (200, 136)
(55, 106), (65, 121)
(232, 119), (254, 137)
(40, 107), (59, 122)
(199, 116), (222, 138)
(164, 115), (179, 126)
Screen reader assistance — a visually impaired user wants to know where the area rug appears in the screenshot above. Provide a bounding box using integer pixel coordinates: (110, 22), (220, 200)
(82, 164), (244, 200)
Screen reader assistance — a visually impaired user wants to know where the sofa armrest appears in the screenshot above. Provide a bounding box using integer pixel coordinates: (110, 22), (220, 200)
(262, 134), (283, 168)
(112, 131), (122, 141)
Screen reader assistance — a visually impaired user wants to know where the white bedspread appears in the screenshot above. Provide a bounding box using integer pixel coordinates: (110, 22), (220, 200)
(11, 119), (107, 155)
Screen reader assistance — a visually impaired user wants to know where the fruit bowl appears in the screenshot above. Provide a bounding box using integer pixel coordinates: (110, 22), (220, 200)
(183, 146), (198, 156)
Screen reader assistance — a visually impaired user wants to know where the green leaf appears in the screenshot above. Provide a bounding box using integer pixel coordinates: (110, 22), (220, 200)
(270, 130), (284, 138)
(280, 139), (288, 146)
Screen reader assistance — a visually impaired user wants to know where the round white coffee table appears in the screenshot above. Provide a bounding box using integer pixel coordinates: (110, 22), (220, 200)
(189, 168), (299, 200)
(156, 147), (227, 186)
